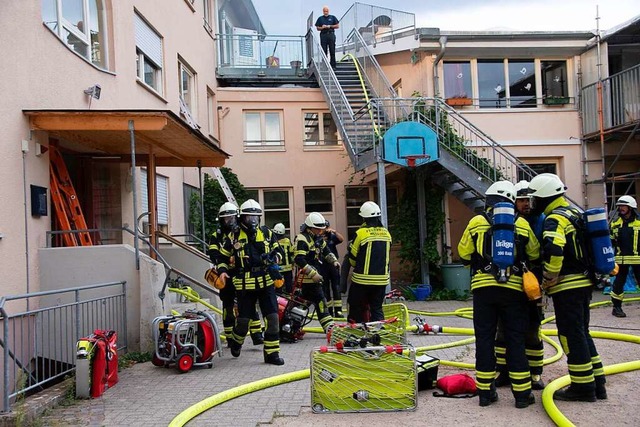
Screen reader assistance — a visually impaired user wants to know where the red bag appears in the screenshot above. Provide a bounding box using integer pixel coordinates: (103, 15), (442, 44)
(432, 373), (477, 398)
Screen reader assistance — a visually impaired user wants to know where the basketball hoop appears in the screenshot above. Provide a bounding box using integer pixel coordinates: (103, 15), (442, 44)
(405, 155), (430, 168)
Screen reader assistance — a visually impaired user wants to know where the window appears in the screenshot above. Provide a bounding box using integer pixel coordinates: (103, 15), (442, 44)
(443, 61), (472, 99)
(305, 188), (333, 213)
(245, 189), (292, 232)
(178, 59), (196, 114)
(41, 0), (109, 69)
(202, 0), (213, 33)
(243, 111), (284, 150)
(606, 173), (637, 210)
(541, 61), (568, 98)
(303, 112), (339, 147)
(206, 89), (216, 138)
(518, 162), (557, 181)
(345, 187), (369, 240)
(141, 170), (169, 232)
(183, 184), (199, 241)
(508, 60), (536, 108)
(478, 60), (506, 108)
(135, 13), (163, 94)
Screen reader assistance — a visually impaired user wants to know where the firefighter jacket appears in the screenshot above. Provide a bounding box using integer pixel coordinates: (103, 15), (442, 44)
(217, 226), (281, 291)
(458, 213), (540, 292)
(610, 214), (640, 265)
(539, 197), (593, 294)
(348, 225), (392, 286)
(277, 236), (294, 272)
(294, 231), (337, 284)
(207, 226), (234, 267)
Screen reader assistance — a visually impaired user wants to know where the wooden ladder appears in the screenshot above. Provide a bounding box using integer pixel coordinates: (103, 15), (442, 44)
(49, 146), (93, 246)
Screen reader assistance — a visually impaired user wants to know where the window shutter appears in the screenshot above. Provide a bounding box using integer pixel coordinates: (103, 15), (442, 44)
(140, 170), (169, 225)
(134, 13), (163, 67)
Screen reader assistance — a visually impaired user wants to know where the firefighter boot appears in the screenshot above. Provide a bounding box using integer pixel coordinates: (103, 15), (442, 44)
(479, 384), (498, 407)
(531, 374), (545, 390)
(595, 377), (607, 400)
(612, 307), (627, 318)
(251, 332), (264, 345)
(554, 386), (596, 402)
(264, 351), (285, 366)
(228, 339), (242, 358)
(515, 393), (535, 409)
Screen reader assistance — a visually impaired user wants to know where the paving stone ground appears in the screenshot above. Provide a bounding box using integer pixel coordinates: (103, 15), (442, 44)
(25, 292), (640, 427)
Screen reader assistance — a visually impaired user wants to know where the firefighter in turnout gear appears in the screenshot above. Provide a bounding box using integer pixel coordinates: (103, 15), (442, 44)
(609, 195), (640, 318)
(273, 223), (294, 294)
(207, 202), (264, 346)
(495, 180), (545, 390)
(294, 212), (340, 334)
(458, 181), (539, 408)
(322, 220), (345, 317)
(346, 201), (392, 323)
(529, 173), (607, 401)
(216, 199), (285, 366)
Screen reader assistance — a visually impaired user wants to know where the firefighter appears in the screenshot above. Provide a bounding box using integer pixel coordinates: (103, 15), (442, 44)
(207, 202), (264, 346)
(609, 195), (640, 318)
(273, 223), (294, 294)
(458, 181), (539, 408)
(529, 173), (606, 401)
(216, 199), (285, 366)
(322, 220), (345, 317)
(346, 201), (392, 323)
(495, 180), (545, 390)
(294, 212), (340, 334)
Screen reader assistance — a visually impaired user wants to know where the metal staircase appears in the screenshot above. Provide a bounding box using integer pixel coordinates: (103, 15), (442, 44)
(308, 28), (539, 212)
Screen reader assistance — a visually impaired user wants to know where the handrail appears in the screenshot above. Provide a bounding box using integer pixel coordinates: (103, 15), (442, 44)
(156, 230), (211, 264)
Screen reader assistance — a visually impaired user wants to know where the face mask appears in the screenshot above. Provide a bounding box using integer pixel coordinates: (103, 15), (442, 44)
(530, 197), (544, 215)
(221, 216), (237, 229)
(242, 215), (260, 230)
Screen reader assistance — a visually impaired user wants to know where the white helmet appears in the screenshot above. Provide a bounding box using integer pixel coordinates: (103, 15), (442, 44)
(514, 180), (530, 199)
(305, 212), (327, 229)
(485, 181), (516, 203)
(218, 202), (238, 218)
(616, 195), (637, 209)
(359, 201), (382, 218)
(273, 223), (286, 235)
(239, 199), (262, 216)
(528, 173), (567, 198)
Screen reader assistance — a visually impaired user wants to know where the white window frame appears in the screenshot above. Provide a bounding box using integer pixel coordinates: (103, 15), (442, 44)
(302, 110), (342, 150)
(178, 59), (196, 115)
(206, 88), (216, 139)
(202, 0), (213, 33)
(243, 111), (285, 151)
(135, 12), (164, 94)
(304, 187), (334, 214)
(141, 170), (169, 230)
(245, 188), (293, 232)
(42, 0), (110, 69)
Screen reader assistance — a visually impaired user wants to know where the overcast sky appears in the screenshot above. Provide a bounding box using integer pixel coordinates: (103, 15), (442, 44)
(252, 0), (640, 35)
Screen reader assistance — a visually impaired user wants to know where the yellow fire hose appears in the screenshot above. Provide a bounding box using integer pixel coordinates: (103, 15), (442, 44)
(167, 291), (640, 426)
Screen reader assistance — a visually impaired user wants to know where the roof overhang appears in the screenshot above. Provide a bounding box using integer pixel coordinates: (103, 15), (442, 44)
(23, 109), (229, 167)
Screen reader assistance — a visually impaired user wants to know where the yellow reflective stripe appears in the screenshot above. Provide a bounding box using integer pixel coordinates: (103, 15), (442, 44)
(570, 375), (595, 384)
(509, 371), (530, 380)
(568, 362), (594, 372)
(511, 383), (531, 392)
(476, 371), (495, 380)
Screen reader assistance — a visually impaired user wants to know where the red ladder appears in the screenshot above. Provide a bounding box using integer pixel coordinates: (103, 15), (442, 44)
(49, 146), (93, 246)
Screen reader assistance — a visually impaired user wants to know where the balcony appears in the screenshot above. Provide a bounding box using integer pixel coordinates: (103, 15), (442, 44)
(216, 34), (315, 86)
(581, 64), (640, 137)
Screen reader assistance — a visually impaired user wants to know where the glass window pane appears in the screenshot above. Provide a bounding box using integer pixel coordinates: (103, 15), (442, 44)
(244, 112), (261, 142)
(303, 112), (320, 145)
(509, 60), (536, 108)
(245, 189), (259, 201)
(542, 61), (568, 97)
(517, 163), (557, 181)
(478, 60), (506, 109)
(265, 211), (290, 230)
(305, 188), (333, 213)
(345, 187), (369, 206)
(42, 0), (58, 31)
(444, 61), (472, 99)
(89, 0), (105, 67)
(62, 0), (84, 33)
(143, 58), (157, 88)
(63, 28), (88, 58)
(322, 113), (338, 145)
(264, 112), (281, 144)
(263, 190), (289, 209)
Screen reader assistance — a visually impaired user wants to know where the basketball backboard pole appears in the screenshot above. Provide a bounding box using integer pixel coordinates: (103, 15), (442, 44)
(376, 144), (392, 294)
(416, 167), (430, 286)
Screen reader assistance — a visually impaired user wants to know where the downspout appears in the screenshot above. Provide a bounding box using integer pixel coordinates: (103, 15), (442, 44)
(432, 36), (447, 97)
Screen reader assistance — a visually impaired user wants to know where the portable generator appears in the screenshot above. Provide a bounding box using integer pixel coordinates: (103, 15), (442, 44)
(151, 310), (222, 373)
(277, 295), (311, 343)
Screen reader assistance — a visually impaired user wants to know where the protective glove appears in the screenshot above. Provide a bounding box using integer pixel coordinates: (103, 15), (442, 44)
(333, 261), (341, 270)
(302, 264), (323, 283)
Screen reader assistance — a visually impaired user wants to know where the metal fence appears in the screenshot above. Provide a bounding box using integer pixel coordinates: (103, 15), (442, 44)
(216, 33), (306, 70)
(0, 281), (127, 413)
(582, 63), (640, 136)
(337, 2), (416, 48)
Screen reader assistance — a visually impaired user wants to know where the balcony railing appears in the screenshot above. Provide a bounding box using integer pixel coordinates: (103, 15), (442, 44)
(582, 64), (640, 136)
(336, 2), (416, 48)
(216, 33), (307, 75)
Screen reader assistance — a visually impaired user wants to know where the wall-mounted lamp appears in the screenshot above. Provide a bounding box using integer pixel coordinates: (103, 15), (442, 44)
(84, 84), (101, 100)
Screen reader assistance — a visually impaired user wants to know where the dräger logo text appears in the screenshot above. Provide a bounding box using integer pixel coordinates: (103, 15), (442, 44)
(495, 240), (514, 249)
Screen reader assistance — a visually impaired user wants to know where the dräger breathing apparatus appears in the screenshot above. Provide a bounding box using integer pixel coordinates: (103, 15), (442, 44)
(489, 202), (516, 283)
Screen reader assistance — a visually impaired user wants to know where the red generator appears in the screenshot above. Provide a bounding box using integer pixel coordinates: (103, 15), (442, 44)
(151, 310), (222, 373)
(277, 295), (310, 343)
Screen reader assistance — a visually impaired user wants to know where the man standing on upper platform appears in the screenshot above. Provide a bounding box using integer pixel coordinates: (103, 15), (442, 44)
(315, 6), (340, 70)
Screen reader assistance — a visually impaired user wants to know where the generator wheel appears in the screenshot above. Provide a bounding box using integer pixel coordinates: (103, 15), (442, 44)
(177, 353), (193, 373)
(151, 354), (165, 367)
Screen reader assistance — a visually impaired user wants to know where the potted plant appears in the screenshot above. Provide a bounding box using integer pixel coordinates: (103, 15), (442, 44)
(445, 94), (473, 107)
(543, 95), (570, 105)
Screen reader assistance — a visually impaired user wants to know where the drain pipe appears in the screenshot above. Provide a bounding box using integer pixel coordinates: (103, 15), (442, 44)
(432, 36), (447, 97)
